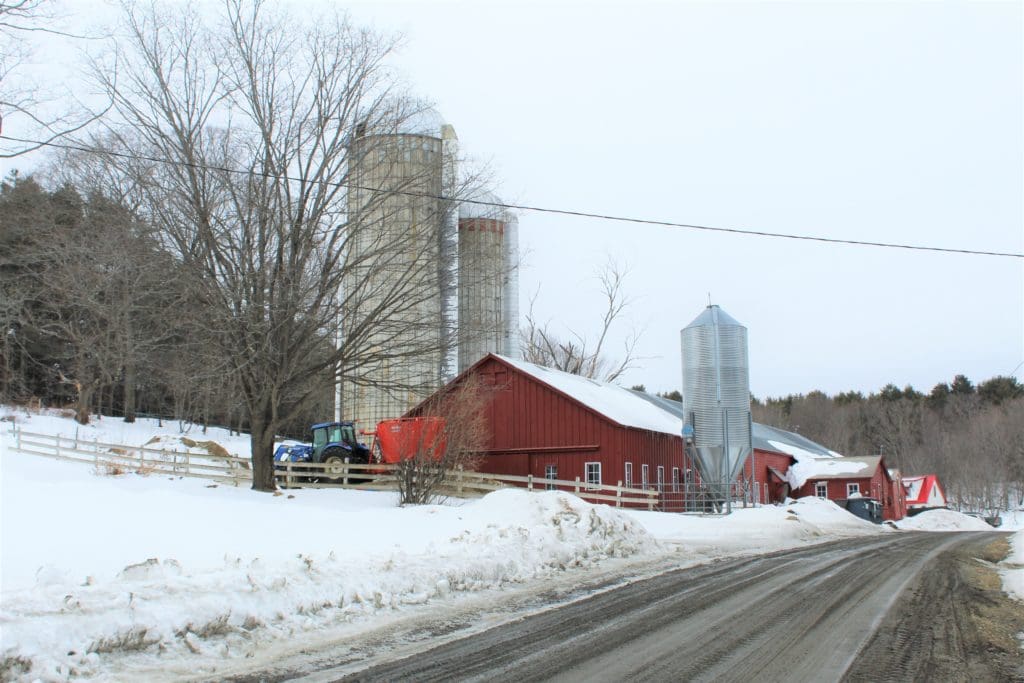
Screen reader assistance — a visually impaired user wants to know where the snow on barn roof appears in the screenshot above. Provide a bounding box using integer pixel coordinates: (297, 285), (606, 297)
(491, 357), (847, 464)
(785, 456), (881, 490)
(495, 356), (683, 435)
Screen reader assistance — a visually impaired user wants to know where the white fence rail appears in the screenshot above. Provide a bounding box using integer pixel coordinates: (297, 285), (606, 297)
(5, 426), (253, 485)
(6, 426), (660, 508)
(275, 460), (660, 509)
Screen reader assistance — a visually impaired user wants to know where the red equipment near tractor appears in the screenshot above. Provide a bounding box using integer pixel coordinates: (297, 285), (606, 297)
(371, 417), (447, 464)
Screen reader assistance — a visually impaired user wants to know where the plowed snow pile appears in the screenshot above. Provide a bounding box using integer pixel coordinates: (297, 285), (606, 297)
(893, 509), (994, 531)
(3, 408), (989, 681)
(624, 495), (887, 557)
(1, 415), (653, 682)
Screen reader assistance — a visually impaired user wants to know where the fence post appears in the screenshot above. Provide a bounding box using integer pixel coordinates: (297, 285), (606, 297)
(527, 474), (533, 491)
(617, 480), (623, 508)
(574, 476), (580, 494)
(138, 446), (144, 471)
(55, 434), (60, 459)
(648, 491), (656, 512)
(457, 465), (464, 496)
(15, 425), (21, 451)
(185, 450), (191, 476)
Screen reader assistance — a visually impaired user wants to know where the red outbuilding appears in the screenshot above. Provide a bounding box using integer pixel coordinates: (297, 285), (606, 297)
(786, 455), (906, 521)
(902, 474), (946, 512)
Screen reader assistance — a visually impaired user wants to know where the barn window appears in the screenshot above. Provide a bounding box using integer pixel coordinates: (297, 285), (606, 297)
(847, 483), (860, 497)
(657, 466), (665, 492)
(585, 462), (601, 489)
(641, 464), (650, 490)
(545, 464), (557, 491)
(672, 467), (680, 492)
(625, 462), (633, 489)
(815, 482), (827, 498)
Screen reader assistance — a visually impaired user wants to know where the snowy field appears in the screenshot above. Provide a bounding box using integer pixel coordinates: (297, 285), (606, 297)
(1, 407), (1020, 681)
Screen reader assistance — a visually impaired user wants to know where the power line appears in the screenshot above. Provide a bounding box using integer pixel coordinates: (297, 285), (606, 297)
(3, 133), (1022, 259)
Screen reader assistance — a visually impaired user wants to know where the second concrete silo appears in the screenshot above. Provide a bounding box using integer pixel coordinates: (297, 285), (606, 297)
(457, 193), (519, 372)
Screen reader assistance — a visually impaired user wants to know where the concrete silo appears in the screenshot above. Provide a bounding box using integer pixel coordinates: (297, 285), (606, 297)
(457, 193), (519, 372)
(680, 304), (752, 510)
(342, 109), (458, 430)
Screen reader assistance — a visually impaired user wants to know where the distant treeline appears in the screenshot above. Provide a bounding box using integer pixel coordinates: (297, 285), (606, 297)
(751, 376), (1023, 513)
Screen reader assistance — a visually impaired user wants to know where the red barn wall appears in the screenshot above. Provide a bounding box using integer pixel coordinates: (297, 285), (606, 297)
(743, 449), (793, 504)
(471, 357), (685, 488)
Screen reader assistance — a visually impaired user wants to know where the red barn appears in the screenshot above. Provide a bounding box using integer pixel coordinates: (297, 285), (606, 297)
(411, 354), (880, 513)
(419, 354), (683, 495)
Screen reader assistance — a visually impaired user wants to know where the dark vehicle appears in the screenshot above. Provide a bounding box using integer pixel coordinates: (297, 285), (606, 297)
(274, 421), (370, 480)
(963, 511), (1003, 528)
(839, 497), (884, 524)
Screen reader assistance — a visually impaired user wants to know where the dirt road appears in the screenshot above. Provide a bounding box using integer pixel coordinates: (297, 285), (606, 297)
(300, 532), (1018, 683)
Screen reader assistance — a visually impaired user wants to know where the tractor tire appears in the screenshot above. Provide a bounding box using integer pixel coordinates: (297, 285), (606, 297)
(320, 450), (350, 483)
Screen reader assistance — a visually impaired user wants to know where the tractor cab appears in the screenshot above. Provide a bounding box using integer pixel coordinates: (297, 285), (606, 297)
(310, 421), (369, 464)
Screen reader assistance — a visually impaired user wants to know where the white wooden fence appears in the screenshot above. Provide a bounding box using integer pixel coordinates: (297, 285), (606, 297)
(5, 426), (660, 509)
(275, 460), (660, 509)
(5, 426), (253, 485)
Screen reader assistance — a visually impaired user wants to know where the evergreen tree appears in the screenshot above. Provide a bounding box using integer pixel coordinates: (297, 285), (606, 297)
(977, 376), (1023, 405)
(927, 382), (950, 410)
(951, 374), (974, 395)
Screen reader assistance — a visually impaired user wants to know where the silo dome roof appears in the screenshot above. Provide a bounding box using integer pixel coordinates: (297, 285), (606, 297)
(684, 304), (743, 329)
(396, 107), (445, 137)
(459, 191), (509, 220)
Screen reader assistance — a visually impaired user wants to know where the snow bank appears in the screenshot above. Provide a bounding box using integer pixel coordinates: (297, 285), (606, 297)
(0, 407), (253, 457)
(893, 509), (994, 532)
(625, 496), (885, 557)
(999, 509), (1024, 532)
(1002, 531), (1023, 602)
(2, 416), (654, 681)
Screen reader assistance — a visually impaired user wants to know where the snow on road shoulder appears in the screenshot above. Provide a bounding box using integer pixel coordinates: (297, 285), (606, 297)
(624, 495), (886, 558)
(1002, 530), (1024, 603)
(1, 429), (654, 682)
(893, 509), (994, 532)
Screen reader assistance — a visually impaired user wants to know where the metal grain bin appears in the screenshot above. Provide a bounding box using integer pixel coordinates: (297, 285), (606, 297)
(680, 305), (752, 495)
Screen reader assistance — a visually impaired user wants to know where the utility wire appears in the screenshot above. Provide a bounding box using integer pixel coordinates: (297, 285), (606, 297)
(3, 133), (1022, 259)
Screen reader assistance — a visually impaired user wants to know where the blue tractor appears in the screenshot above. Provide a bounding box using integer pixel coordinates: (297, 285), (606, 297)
(274, 421), (370, 481)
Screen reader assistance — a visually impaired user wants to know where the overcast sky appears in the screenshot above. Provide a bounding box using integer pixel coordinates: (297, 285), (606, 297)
(4, 0), (1022, 399)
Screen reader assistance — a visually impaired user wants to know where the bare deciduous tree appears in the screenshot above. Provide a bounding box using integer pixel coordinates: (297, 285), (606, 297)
(521, 258), (641, 382)
(0, 0), (107, 157)
(91, 0), (480, 490)
(397, 375), (490, 505)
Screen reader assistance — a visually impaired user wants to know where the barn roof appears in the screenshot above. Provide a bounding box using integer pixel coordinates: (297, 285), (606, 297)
(496, 356), (682, 435)
(490, 356), (841, 461)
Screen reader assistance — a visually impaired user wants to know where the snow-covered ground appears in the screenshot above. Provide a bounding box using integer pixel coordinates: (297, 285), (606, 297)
(1, 407), (1020, 681)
